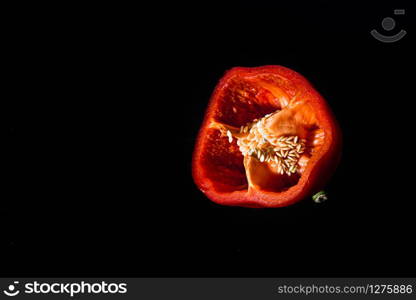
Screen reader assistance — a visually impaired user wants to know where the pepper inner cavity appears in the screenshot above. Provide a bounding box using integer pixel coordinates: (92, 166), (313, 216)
(223, 110), (306, 176)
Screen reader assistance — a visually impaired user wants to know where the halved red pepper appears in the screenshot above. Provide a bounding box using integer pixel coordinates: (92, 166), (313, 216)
(192, 65), (342, 208)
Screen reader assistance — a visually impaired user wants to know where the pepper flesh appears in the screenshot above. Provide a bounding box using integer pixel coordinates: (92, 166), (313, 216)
(192, 66), (342, 208)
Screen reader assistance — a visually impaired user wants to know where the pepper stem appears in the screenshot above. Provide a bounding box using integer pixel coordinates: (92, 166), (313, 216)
(312, 190), (328, 203)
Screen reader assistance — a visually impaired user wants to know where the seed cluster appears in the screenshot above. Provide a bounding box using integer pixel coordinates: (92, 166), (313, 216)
(226, 111), (306, 176)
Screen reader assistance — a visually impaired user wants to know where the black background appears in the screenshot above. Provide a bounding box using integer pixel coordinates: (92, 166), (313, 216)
(3, 1), (415, 277)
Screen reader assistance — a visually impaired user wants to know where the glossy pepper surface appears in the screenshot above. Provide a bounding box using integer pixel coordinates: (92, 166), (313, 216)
(192, 66), (342, 208)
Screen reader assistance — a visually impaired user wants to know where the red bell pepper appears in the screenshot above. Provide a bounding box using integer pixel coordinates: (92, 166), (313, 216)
(192, 65), (342, 208)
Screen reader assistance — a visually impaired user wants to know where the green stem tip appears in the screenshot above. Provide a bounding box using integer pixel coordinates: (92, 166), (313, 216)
(312, 190), (328, 203)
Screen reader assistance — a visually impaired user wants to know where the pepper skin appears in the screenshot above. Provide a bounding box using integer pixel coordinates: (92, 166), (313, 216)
(192, 66), (342, 208)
